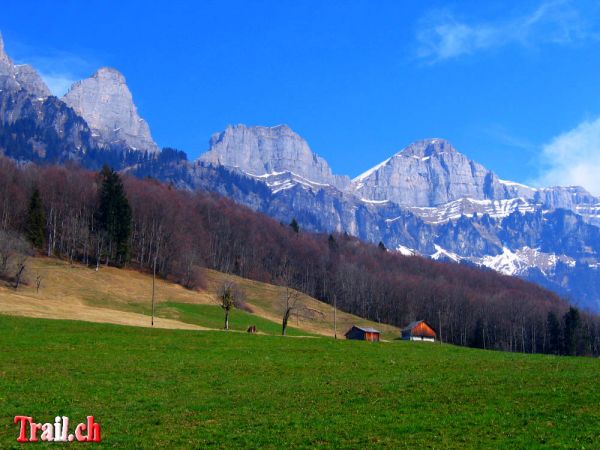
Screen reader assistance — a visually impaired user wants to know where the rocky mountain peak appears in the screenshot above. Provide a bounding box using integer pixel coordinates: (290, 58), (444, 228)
(0, 31), (17, 88)
(352, 139), (515, 206)
(0, 33), (50, 98)
(0, 32), (5, 60)
(93, 66), (127, 84)
(63, 67), (159, 153)
(200, 124), (349, 189)
(399, 138), (457, 158)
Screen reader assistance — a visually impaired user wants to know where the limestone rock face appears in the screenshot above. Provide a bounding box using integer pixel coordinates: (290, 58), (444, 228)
(0, 33), (50, 97)
(352, 139), (535, 206)
(14, 64), (52, 98)
(63, 67), (159, 153)
(198, 124), (349, 189)
(0, 32), (19, 91)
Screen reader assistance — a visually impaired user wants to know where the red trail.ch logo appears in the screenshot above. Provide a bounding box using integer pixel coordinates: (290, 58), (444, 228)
(14, 415), (101, 443)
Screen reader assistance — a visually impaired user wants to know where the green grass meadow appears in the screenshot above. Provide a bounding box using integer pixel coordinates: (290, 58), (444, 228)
(1, 315), (599, 448)
(156, 302), (309, 336)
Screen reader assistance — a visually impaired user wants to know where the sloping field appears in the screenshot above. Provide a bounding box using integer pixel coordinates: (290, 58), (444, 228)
(0, 315), (598, 448)
(0, 257), (398, 337)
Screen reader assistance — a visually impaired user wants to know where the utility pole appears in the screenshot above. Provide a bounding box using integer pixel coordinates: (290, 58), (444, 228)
(438, 309), (442, 344)
(151, 253), (157, 327)
(333, 294), (337, 339)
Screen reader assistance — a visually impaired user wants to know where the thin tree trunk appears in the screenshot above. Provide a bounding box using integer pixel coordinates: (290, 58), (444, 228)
(14, 264), (25, 289)
(282, 309), (291, 336)
(151, 253), (157, 327)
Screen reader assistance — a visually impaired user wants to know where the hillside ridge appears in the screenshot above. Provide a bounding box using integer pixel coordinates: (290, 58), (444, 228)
(0, 256), (399, 338)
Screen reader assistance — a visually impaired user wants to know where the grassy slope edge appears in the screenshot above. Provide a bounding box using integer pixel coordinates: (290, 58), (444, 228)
(0, 257), (399, 338)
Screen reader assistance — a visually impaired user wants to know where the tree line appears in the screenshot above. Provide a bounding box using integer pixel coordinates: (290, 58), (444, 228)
(1, 157), (599, 355)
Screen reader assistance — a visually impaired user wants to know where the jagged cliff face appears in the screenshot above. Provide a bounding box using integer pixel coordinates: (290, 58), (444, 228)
(198, 124), (349, 189)
(14, 64), (52, 98)
(0, 33), (96, 162)
(0, 33), (20, 92)
(0, 33), (51, 98)
(352, 139), (534, 206)
(63, 68), (159, 153)
(0, 36), (153, 166)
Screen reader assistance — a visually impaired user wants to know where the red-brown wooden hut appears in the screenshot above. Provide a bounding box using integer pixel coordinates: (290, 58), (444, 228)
(401, 320), (437, 342)
(345, 325), (381, 342)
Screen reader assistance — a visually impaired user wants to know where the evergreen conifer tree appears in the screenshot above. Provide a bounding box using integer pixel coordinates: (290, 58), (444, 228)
(97, 165), (132, 265)
(25, 188), (45, 249)
(563, 306), (581, 356)
(546, 311), (561, 355)
(289, 218), (299, 233)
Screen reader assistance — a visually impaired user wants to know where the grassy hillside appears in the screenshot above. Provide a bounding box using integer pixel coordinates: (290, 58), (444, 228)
(0, 257), (399, 338)
(1, 315), (598, 448)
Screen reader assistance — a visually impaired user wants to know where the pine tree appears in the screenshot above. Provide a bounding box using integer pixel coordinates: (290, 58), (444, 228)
(546, 311), (561, 355)
(470, 318), (485, 349)
(97, 165), (132, 266)
(25, 188), (45, 249)
(289, 218), (299, 233)
(563, 306), (581, 356)
(328, 234), (338, 251)
(378, 241), (387, 252)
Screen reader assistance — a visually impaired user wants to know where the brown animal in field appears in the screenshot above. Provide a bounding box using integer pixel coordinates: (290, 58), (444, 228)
(247, 325), (256, 333)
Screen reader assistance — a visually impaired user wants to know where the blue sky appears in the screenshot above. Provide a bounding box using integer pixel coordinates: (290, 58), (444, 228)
(2, 0), (600, 191)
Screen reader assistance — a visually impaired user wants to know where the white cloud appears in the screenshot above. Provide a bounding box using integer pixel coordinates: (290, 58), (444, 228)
(38, 72), (77, 97)
(534, 116), (600, 194)
(22, 52), (91, 97)
(9, 42), (98, 97)
(416, 0), (592, 63)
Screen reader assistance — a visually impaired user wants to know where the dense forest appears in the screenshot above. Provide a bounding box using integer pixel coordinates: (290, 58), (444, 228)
(1, 157), (599, 356)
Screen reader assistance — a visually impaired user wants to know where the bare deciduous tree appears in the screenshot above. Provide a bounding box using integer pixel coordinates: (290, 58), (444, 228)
(217, 280), (245, 330)
(35, 274), (42, 293)
(280, 285), (302, 336)
(13, 254), (27, 289)
(0, 230), (32, 288)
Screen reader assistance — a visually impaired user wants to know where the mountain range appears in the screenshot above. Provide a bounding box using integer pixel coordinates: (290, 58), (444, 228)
(2, 32), (600, 311)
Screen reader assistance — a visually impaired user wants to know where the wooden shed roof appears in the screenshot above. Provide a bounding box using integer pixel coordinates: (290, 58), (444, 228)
(402, 320), (436, 334)
(346, 325), (381, 334)
(402, 320), (425, 332)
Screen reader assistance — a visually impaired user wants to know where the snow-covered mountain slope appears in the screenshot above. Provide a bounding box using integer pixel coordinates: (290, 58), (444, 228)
(478, 247), (575, 277)
(240, 169), (339, 195)
(431, 244), (462, 262)
(406, 197), (536, 224)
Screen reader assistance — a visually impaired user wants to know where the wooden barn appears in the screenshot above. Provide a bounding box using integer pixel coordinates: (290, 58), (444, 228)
(345, 326), (381, 342)
(401, 320), (437, 342)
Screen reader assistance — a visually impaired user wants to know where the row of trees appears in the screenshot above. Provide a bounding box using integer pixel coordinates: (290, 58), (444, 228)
(1, 157), (599, 355)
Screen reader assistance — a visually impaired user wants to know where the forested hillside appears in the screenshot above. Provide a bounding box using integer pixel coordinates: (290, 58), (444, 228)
(1, 157), (599, 355)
